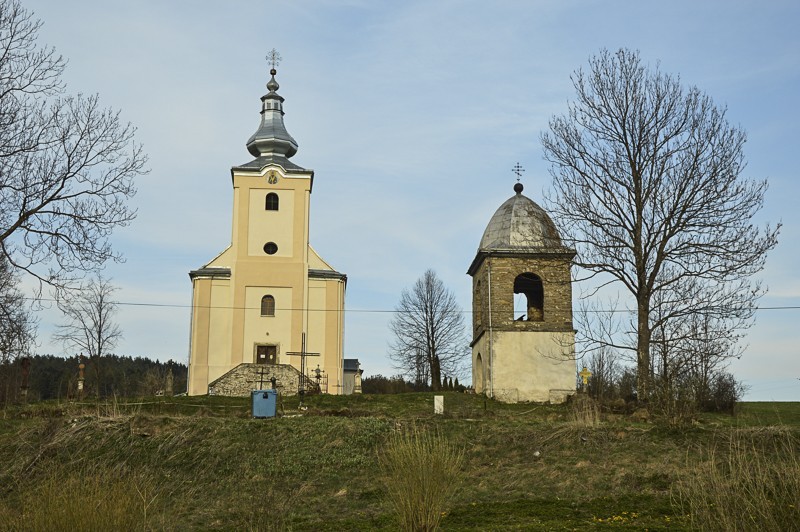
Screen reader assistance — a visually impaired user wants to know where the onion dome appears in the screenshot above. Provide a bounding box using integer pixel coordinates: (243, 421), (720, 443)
(479, 183), (563, 250)
(245, 67), (299, 159)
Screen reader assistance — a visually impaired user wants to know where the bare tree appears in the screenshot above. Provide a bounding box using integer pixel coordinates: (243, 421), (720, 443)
(0, 256), (36, 363)
(389, 269), (468, 391)
(584, 345), (620, 401)
(54, 276), (122, 396)
(541, 48), (779, 400)
(0, 255), (36, 404)
(0, 0), (147, 293)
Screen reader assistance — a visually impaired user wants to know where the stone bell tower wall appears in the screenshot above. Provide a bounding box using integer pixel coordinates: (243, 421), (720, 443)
(471, 253), (574, 337)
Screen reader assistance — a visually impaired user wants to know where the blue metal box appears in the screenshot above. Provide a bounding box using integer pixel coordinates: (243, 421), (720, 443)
(251, 389), (277, 418)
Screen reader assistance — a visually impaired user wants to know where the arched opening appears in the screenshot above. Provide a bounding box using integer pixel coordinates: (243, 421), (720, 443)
(260, 295), (275, 316)
(514, 273), (544, 321)
(475, 353), (485, 394)
(265, 193), (279, 211)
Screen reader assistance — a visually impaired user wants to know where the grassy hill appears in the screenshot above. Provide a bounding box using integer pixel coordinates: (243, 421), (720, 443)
(1, 393), (798, 530)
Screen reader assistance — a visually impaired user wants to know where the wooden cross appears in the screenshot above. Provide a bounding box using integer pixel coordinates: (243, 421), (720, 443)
(286, 333), (320, 396)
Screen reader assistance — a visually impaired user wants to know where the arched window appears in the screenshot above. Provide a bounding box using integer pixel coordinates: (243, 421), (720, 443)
(261, 295), (275, 317)
(265, 193), (279, 211)
(514, 273), (544, 321)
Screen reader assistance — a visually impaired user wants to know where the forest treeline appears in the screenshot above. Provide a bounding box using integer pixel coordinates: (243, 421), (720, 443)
(0, 355), (187, 405)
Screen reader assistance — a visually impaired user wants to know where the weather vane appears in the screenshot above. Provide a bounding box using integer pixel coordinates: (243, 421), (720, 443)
(266, 49), (282, 71)
(512, 162), (525, 182)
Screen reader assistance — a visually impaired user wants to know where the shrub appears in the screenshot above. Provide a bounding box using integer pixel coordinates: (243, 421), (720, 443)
(702, 371), (747, 414)
(674, 428), (800, 531)
(379, 428), (464, 531)
(617, 368), (638, 403)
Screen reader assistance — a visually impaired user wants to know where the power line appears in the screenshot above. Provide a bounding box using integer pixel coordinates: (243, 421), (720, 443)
(23, 296), (800, 314)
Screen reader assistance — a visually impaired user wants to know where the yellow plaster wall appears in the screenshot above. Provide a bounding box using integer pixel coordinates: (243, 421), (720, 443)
(308, 245), (334, 270)
(206, 246), (231, 267)
(328, 278), (345, 391)
(247, 189), (295, 257)
(232, 170), (310, 264)
(307, 282), (326, 358)
(308, 277), (346, 393)
(229, 269), (303, 367)
(228, 169), (312, 369)
(207, 279), (233, 373)
(188, 277), (233, 394)
(188, 278), (210, 396)
(243, 286), (293, 364)
(491, 330), (575, 403)
(231, 189), (240, 256)
(307, 282), (329, 386)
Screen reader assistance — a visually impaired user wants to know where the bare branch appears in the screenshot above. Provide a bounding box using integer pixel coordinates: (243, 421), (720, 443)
(0, 0), (147, 294)
(0, 254), (36, 365)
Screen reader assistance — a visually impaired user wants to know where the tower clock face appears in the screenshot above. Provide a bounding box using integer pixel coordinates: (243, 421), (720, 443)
(267, 171), (279, 184)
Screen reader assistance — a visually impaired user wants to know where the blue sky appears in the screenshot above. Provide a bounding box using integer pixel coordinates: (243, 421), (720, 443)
(22, 0), (799, 400)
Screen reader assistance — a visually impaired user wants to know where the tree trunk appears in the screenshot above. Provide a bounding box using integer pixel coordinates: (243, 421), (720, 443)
(636, 300), (651, 402)
(430, 355), (442, 392)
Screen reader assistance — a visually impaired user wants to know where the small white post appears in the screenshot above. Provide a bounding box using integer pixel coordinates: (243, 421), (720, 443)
(434, 395), (444, 415)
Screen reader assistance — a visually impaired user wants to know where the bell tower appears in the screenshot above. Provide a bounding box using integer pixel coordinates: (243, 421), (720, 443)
(468, 180), (576, 403)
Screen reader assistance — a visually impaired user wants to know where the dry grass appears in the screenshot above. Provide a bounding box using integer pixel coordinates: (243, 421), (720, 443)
(379, 427), (464, 531)
(239, 481), (311, 532)
(0, 467), (163, 531)
(2, 396), (798, 530)
(568, 393), (600, 427)
(674, 427), (800, 531)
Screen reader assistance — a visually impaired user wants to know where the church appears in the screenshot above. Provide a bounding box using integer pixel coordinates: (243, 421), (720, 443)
(468, 181), (576, 403)
(186, 60), (346, 396)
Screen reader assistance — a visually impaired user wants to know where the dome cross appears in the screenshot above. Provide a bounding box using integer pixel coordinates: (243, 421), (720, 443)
(266, 49), (282, 71)
(512, 162), (525, 182)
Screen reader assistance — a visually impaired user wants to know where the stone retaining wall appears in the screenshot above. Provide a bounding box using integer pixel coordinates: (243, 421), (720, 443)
(208, 363), (310, 397)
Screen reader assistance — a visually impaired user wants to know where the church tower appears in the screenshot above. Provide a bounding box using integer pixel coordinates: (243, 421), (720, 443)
(468, 181), (576, 403)
(187, 56), (346, 396)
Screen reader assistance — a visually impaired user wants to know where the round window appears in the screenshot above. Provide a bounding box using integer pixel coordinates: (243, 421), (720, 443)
(263, 242), (278, 255)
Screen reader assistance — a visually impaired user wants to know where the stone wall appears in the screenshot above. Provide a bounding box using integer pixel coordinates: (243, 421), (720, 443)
(207, 363), (310, 397)
(471, 253), (574, 339)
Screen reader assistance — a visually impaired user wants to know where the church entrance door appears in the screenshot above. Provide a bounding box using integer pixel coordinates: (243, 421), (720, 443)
(256, 345), (277, 364)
